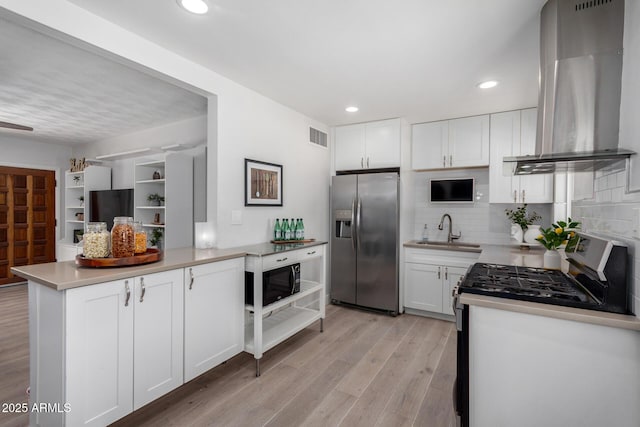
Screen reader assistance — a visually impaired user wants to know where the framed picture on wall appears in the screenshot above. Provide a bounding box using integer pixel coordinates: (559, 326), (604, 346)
(244, 158), (283, 206)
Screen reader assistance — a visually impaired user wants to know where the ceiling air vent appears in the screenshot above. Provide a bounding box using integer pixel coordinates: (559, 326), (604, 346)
(309, 127), (327, 148)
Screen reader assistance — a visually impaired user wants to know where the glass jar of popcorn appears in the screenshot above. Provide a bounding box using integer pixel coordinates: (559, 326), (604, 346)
(111, 217), (135, 258)
(134, 221), (147, 254)
(83, 222), (110, 258)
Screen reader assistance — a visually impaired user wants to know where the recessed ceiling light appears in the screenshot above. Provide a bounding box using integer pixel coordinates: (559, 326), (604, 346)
(345, 106), (359, 113)
(178, 0), (209, 14)
(478, 80), (499, 89)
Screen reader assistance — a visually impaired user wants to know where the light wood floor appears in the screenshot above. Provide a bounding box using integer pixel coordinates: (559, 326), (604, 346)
(0, 284), (29, 427)
(0, 285), (457, 427)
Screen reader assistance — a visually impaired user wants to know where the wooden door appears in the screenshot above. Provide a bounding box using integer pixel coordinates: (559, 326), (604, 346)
(0, 166), (55, 285)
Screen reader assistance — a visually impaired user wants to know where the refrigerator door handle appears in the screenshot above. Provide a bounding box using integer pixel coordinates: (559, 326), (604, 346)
(356, 197), (362, 252)
(351, 198), (357, 251)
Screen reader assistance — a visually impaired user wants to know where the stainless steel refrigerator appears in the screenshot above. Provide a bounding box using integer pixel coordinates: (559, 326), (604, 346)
(330, 172), (399, 315)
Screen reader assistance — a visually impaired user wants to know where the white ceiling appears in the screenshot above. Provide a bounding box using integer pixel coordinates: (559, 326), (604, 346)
(68, 0), (546, 126)
(0, 16), (207, 146)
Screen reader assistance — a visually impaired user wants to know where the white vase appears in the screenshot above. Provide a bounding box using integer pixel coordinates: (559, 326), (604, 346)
(543, 249), (561, 270)
(524, 224), (541, 244)
(510, 224), (524, 243)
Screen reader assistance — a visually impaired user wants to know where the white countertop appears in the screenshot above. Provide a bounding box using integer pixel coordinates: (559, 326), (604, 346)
(11, 240), (328, 291)
(11, 247), (247, 291)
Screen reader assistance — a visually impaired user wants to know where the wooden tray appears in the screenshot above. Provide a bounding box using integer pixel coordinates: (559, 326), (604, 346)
(270, 239), (316, 244)
(76, 249), (163, 268)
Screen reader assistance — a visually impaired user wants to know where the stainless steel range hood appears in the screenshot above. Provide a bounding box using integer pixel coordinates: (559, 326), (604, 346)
(504, 0), (634, 175)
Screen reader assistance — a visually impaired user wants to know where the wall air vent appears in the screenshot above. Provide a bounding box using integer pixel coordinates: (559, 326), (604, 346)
(575, 0), (612, 12)
(309, 127), (327, 148)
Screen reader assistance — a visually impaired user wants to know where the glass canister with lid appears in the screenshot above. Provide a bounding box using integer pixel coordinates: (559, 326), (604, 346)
(134, 221), (147, 254)
(111, 216), (135, 257)
(83, 222), (110, 258)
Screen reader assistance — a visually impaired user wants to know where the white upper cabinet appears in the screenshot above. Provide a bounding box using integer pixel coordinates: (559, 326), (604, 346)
(412, 115), (489, 170)
(489, 108), (553, 204)
(411, 120), (448, 169)
(335, 118), (400, 171)
(448, 115), (490, 168)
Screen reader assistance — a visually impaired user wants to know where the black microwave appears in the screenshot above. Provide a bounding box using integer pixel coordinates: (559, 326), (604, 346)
(245, 263), (301, 306)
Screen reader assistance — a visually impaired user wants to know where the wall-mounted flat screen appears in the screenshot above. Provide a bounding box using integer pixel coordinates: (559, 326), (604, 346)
(89, 189), (134, 230)
(430, 178), (475, 203)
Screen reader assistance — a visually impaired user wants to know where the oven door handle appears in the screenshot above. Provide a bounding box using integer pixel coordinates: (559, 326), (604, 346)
(452, 280), (463, 332)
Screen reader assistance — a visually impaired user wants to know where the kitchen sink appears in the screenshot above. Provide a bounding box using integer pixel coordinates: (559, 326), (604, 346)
(414, 240), (481, 248)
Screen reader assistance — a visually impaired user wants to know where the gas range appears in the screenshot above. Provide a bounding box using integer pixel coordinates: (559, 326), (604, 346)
(457, 233), (630, 315)
(460, 263), (594, 307)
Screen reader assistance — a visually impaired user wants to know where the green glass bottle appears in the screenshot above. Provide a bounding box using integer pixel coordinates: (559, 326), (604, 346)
(274, 218), (281, 241)
(283, 218), (291, 240)
(290, 218), (297, 240)
(298, 218), (305, 240)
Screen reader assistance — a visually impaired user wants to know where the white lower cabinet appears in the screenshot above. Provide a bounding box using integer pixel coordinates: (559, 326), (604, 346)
(132, 270), (184, 409)
(184, 258), (244, 382)
(34, 259), (244, 427)
(404, 263), (443, 312)
(66, 279), (134, 427)
(403, 248), (478, 316)
(65, 269), (184, 425)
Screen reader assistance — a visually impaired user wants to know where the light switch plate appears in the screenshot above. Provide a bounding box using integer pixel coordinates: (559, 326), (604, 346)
(231, 210), (242, 225)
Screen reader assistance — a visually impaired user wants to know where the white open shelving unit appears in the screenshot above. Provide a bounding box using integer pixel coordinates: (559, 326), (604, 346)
(63, 166), (111, 244)
(243, 244), (327, 376)
(133, 153), (192, 249)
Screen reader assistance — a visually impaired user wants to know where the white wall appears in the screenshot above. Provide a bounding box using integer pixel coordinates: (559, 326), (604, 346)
(216, 91), (330, 247)
(73, 115), (207, 161)
(412, 169), (552, 245)
(0, 1), (330, 249)
(0, 134), (71, 241)
(570, 0), (640, 317)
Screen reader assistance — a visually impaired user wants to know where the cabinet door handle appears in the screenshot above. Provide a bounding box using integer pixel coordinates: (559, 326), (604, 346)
(307, 250), (316, 255)
(366, 157), (370, 168)
(124, 280), (131, 307)
(445, 267), (448, 280)
(361, 157), (364, 168)
(277, 257), (288, 262)
(513, 190), (517, 203)
(522, 189), (525, 203)
(449, 155), (453, 167)
(139, 277), (146, 303)
(443, 156), (446, 168)
(189, 267), (194, 290)
(437, 266), (441, 279)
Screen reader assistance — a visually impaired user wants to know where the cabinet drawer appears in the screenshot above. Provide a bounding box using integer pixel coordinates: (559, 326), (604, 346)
(405, 248), (479, 266)
(262, 251), (300, 270)
(298, 246), (323, 262)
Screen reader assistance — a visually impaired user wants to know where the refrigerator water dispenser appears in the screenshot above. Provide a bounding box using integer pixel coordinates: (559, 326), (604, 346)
(334, 209), (352, 238)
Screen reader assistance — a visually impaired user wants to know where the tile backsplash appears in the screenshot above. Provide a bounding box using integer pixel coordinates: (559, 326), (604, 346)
(572, 169), (640, 316)
(412, 169), (551, 245)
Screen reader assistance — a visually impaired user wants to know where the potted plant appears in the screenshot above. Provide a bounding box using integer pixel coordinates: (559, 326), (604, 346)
(150, 228), (163, 250)
(147, 193), (165, 206)
(504, 204), (541, 243)
(72, 175), (81, 185)
(536, 218), (581, 269)
(78, 195), (84, 207)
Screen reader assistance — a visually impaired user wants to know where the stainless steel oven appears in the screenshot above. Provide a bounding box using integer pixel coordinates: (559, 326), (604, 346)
(452, 232), (630, 426)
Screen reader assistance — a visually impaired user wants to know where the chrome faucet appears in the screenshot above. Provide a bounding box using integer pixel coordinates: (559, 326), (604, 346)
(438, 213), (461, 243)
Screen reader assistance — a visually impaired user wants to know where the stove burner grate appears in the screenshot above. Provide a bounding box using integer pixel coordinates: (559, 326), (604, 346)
(462, 263), (590, 304)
